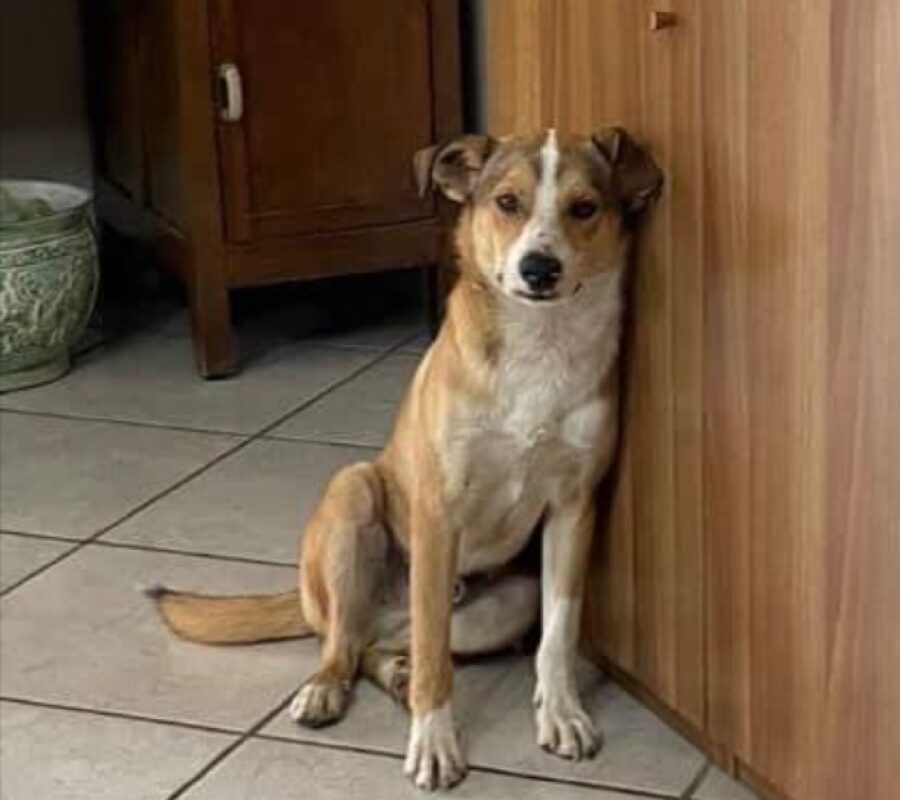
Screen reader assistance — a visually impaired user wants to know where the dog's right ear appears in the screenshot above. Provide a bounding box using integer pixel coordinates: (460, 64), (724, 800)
(413, 135), (496, 202)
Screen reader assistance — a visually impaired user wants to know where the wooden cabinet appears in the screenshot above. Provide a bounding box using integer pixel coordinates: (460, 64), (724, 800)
(483, 2), (900, 799)
(86, 0), (461, 376)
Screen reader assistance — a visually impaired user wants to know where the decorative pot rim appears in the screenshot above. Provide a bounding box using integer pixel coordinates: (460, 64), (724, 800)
(0, 179), (93, 245)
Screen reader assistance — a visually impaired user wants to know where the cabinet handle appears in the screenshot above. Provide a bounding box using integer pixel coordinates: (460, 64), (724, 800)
(217, 62), (244, 122)
(649, 11), (678, 30)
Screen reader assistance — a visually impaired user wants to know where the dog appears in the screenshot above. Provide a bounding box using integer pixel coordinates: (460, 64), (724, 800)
(151, 128), (662, 791)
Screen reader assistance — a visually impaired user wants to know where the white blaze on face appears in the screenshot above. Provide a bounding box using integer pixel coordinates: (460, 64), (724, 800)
(502, 129), (573, 298)
(533, 128), (560, 245)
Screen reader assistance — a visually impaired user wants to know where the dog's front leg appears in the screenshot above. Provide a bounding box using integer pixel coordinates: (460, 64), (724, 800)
(404, 496), (466, 790)
(534, 494), (601, 760)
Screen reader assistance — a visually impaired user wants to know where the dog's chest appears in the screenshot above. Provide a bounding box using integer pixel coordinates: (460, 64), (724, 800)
(491, 288), (618, 445)
(450, 286), (621, 572)
(495, 331), (596, 443)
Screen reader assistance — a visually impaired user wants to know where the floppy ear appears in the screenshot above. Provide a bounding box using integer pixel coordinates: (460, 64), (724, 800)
(412, 135), (496, 202)
(592, 127), (664, 216)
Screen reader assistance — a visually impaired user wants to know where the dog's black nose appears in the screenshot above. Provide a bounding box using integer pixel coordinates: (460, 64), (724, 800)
(519, 252), (563, 292)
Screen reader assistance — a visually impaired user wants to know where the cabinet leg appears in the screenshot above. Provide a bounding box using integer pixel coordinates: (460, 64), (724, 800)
(187, 267), (238, 379)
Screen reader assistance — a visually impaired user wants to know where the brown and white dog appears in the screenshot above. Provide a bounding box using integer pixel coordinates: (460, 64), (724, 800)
(152, 128), (662, 791)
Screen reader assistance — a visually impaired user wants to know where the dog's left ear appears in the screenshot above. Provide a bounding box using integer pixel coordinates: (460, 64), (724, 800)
(413, 135), (496, 202)
(592, 127), (664, 216)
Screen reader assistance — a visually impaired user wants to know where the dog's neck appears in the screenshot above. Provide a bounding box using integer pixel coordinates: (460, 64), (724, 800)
(446, 264), (626, 394)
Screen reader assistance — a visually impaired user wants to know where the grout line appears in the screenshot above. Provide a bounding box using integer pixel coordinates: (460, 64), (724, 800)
(0, 529), (81, 545)
(252, 732), (680, 799)
(0, 407), (254, 438)
(84, 539), (296, 568)
(0, 530), (295, 569)
(680, 760), (712, 800)
(0, 696), (239, 737)
(262, 433), (383, 451)
(166, 694), (295, 800)
(0, 540), (84, 598)
(0, 336), (412, 599)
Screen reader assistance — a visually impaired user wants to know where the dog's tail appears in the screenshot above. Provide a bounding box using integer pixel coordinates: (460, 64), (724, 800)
(146, 586), (313, 645)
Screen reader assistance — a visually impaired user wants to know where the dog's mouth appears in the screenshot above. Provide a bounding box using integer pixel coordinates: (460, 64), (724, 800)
(515, 289), (560, 303)
(512, 288), (562, 304)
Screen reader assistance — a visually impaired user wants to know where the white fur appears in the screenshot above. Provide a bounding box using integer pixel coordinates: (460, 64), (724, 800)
(404, 702), (466, 790)
(494, 268), (622, 442)
(502, 129), (577, 297)
(534, 511), (601, 760)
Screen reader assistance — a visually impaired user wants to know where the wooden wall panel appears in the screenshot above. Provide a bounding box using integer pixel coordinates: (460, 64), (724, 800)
(483, 1), (900, 798)
(818, 2), (900, 797)
(702, 2), (832, 796)
(630, 0), (705, 727)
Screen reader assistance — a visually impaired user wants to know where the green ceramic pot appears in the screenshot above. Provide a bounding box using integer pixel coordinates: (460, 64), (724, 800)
(0, 180), (99, 392)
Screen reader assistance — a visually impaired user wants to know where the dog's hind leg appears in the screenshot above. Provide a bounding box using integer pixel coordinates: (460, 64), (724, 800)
(289, 462), (389, 728)
(450, 572), (540, 657)
(361, 572), (540, 709)
(361, 648), (411, 708)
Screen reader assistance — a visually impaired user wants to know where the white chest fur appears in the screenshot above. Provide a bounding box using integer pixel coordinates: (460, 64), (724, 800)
(492, 269), (622, 446)
(447, 271), (623, 572)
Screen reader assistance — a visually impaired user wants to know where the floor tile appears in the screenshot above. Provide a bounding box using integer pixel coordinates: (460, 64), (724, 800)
(183, 738), (656, 800)
(270, 353), (420, 447)
(0, 413), (238, 539)
(694, 766), (758, 800)
(103, 439), (373, 563)
(265, 653), (704, 796)
(0, 533), (71, 591)
(0, 546), (313, 729)
(0, 701), (231, 800)
(467, 658), (704, 795)
(0, 334), (376, 434)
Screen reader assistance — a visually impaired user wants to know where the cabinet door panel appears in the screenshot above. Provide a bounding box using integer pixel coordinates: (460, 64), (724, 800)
(703, 2), (900, 798)
(483, 0), (706, 726)
(626, 0), (705, 728)
(212, 0), (436, 240)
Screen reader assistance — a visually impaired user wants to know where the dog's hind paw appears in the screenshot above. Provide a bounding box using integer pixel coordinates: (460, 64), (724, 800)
(289, 675), (350, 728)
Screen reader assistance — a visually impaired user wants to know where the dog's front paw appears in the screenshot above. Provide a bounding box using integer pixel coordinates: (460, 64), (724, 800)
(533, 685), (601, 760)
(404, 704), (467, 791)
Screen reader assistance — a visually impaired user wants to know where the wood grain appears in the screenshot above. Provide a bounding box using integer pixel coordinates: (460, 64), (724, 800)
(484, 1), (900, 798)
(817, 2), (900, 797)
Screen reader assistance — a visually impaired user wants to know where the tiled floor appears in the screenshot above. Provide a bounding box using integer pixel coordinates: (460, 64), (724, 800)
(0, 298), (756, 799)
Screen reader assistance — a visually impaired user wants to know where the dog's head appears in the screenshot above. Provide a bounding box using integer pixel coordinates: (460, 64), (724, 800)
(415, 129), (662, 304)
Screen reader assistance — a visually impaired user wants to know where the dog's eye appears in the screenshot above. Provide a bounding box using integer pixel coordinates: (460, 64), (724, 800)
(569, 200), (599, 220)
(495, 193), (520, 214)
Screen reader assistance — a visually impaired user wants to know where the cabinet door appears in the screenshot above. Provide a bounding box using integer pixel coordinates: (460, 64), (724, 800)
(483, 0), (706, 729)
(211, 0), (440, 241)
(701, 3), (830, 793)
(583, 0), (705, 729)
(703, 2), (900, 798)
